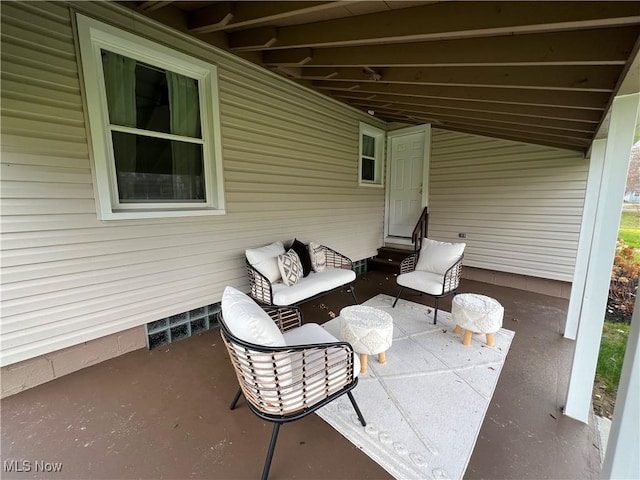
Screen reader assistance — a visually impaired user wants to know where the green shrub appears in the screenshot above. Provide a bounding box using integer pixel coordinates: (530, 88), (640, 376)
(607, 239), (639, 324)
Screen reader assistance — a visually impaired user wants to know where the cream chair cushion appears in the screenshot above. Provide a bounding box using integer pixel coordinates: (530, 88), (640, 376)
(396, 270), (446, 295)
(246, 241), (286, 283)
(415, 238), (466, 274)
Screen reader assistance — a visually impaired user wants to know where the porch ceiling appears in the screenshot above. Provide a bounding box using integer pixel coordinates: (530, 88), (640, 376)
(125, 1), (640, 153)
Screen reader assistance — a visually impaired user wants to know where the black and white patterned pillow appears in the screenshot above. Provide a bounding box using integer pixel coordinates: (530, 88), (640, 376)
(309, 241), (326, 272)
(277, 249), (303, 286)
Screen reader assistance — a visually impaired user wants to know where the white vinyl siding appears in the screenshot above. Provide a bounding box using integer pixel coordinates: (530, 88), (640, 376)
(0, 1), (386, 366)
(429, 129), (588, 282)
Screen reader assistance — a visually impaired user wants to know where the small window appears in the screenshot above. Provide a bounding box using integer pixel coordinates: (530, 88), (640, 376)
(76, 15), (225, 219)
(359, 123), (385, 187)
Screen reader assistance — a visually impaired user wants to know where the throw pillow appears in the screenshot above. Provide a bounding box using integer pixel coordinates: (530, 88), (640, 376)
(245, 241), (285, 283)
(290, 238), (312, 277)
(415, 238), (466, 274)
(278, 249), (303, 286)
(308, 241), (326, 272)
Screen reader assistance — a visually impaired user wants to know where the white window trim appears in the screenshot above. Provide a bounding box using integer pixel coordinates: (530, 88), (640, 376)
(358, 122), (385, 188)
(76, 14), (225, 220)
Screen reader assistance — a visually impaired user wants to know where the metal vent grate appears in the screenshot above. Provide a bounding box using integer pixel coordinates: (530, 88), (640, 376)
(145, 302), (220, 349)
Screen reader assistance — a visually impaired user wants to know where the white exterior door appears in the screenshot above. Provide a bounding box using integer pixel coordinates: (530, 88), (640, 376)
(387, 130), (427, 238)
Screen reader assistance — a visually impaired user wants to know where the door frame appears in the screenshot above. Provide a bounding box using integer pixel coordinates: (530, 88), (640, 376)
(383, 124), (432, 244)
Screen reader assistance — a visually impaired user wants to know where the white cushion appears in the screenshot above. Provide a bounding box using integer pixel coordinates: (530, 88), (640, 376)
(246, 241), (285, 283)
(278, 249), (303, 286)
(397, 270), (446, 295)
(221, 286), (285, 346)
(271, 268), (356, 306)
(415, 238), (465, 274)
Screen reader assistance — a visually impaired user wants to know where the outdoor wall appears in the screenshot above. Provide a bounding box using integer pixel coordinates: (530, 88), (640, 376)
(0, 1), (386, 366)
(428, 128), (588, 282)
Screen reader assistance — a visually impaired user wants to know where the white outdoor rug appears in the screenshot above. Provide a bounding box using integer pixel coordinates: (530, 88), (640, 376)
(318, 294), (514, 480)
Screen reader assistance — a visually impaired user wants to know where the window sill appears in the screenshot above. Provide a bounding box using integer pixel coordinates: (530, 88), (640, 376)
(99, 208), (226, 220)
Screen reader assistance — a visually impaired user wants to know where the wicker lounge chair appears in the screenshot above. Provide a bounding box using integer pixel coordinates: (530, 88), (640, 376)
(393, 238), (465, 324)
(218, 286), (366, 480)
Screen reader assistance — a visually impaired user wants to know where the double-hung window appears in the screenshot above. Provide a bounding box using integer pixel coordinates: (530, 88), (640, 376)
(358, 122), (385, 187)
(76, 14), (225, 219)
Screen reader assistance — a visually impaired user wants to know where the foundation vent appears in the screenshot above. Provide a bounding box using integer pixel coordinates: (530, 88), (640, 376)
(145, 303), (221, 349)
(353, 259), (368, 276)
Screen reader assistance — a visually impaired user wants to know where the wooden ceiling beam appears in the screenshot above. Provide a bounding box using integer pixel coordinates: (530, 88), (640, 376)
(372, 112), (587, 151)
(381, 113), (592, 143)
(230, 26), (278, 50)
(230, 1), (640, 51)
(263, 27), (639, 67)
(188, 2), (350, 34)
(187, 2), (234, 33)
(137, 1), (173, 13)
(334, 94), (598, 131)
(333, 92), (600, 127)
(299, 65), (621, 92)
(345, 99), (596, 136)
(313, 80), (610, 111)
(436, 124), (591, 148)
(382, 110), (590, 146)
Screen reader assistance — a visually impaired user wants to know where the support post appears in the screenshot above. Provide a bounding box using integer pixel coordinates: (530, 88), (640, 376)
(564, 93), (639, 423)
(564, 140), (606, 339)
(601, 294), (640, 479)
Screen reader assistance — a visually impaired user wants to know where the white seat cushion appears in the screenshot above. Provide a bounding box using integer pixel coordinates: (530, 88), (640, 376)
(271, 268), (356, 306)
(397, 270), (446, 295)
(246, 241), (285, 283)
(415, 238), (465, 274)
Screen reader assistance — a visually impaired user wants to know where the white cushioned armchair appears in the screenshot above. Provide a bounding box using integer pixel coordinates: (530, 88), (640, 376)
(393, 238), (466, 324)
(218, 286), (366, 480)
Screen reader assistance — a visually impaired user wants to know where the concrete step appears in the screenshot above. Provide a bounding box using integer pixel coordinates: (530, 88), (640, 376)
(377, 247), (415, 261)
(368, 247), (415, 274)
(367, 257), (401, 274)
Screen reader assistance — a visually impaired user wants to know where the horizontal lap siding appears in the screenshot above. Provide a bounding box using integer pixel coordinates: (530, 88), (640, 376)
(429, 129), (587, 282)
(0, 1), (385, 366)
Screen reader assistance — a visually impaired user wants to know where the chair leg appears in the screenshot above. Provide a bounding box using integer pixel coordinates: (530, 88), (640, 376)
(350, 284), (359, 304)
(261, 423), (281, 480)
(347, 391), (367, 427)
(392, 288), (404, 308)
(433, 297), (439, 325)
(230, 388), (242, 410)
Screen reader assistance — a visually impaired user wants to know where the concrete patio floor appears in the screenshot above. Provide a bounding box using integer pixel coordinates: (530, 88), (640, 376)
(1, 271), (602, 479)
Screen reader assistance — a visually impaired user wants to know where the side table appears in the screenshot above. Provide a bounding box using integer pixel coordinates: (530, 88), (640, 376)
(451, 293), (504, 346)
(340, 305), (393, 374)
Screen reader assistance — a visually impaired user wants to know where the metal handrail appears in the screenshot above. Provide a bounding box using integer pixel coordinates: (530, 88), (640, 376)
(411, 207), (429, 252)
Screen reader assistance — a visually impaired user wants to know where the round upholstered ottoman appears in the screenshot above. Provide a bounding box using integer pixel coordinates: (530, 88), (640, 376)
(340, 305), (393, 374)
(452, 294), (504, 347)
